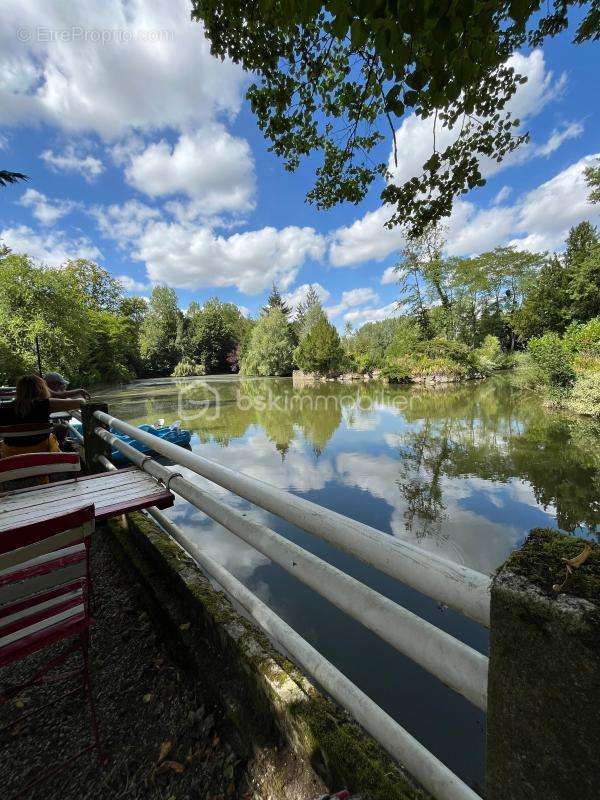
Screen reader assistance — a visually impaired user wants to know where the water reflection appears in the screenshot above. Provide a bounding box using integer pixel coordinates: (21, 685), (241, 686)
(101, 375), (600, 562)
(98, 374), (600, 789)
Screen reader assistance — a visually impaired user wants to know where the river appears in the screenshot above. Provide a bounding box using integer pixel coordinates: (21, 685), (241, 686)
(96, 373), (600, 792)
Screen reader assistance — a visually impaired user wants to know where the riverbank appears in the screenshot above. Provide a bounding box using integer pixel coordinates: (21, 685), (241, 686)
(1, 529), (251, 800)
(293, 368), (492, 387)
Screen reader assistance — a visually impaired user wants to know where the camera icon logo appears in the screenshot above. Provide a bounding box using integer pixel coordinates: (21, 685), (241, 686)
(177, 379), (221, 423)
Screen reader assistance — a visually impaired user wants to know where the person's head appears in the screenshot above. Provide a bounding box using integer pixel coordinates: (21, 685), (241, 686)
(14, 374), (51, 417)
(43, 371), (69, 393)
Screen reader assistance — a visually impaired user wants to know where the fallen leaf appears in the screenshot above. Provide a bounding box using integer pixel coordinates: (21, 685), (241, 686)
(143, 693), (153, 703)
(14, 697), (25, 709)
(156, 760), (185, 775)
(179, 622), (191, 631)
(226, 782), (236, 796)
(158, 741), (173, 762)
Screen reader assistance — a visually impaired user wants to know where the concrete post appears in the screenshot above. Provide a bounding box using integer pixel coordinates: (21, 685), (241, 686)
(81, 402), (110, 473)
(486, 528), (600, 800)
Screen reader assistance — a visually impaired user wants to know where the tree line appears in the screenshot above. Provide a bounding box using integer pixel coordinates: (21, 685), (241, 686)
(1, 214), (600, 420)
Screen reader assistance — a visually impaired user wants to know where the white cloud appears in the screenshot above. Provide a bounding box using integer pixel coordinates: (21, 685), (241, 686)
(510, 153), (600, 251)
(41, 146), (104, 180)
(283, 283), (331, 316)
(329, 206), (406, 267)
(0, 225), (101, 265)
(445, 203), (515, 256)
(446, 153), (600, 255)
(91, 199), (161, 243)
(110, 136), (146, 166)
(19, 188), (77, 225)
(124, 126), (255, 214)
(0, 0), (246, 138)
(327, 287), (380, 318)
(343, 301), (401, 326)
(136, 222), (326, 294)
(117, 274), (149, 293)
(330, 153), (600, 264)
(381, 266), (397, 285)
(492, 186), (512, 206)
(386, 50), (567, 188)
(534, 121), (584, 157)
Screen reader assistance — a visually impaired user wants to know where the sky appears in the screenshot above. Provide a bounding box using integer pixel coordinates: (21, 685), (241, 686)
(0, 0), (599, 328)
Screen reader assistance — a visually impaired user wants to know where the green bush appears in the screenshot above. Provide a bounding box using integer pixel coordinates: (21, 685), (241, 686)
(351, 351), (380, 374)
(474, 335), (508, 374)
(171, 358), (206, 377)
(565, 372), (600, 418)
(383, 353), (469, 381)
(385, 318), (423, 359)
(564, 317), (600, 357)
(512, 352), (546, 390)
(416, 337), (478, 371)
(527, 332), (575, 388)
(295, 318), (344, 375)
(240, 308), (295, 376)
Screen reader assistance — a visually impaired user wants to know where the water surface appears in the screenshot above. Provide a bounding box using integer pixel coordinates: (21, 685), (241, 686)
(98, 374), (600, 792)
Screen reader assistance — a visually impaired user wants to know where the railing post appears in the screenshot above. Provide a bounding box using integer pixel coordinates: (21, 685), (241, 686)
(486, 528), (600, 800)
(81, 402), (110, 473)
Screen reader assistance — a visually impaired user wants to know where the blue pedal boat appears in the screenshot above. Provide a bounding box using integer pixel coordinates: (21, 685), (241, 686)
(71, 420), (192, 466)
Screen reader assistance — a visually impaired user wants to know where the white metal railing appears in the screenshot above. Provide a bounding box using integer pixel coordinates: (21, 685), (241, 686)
(93, 410), (491, 626)
(94, 449), (480, 800)
(95, 427), (488, 710)
(91, 410), (491, 800)
(66, 422), (84, 444)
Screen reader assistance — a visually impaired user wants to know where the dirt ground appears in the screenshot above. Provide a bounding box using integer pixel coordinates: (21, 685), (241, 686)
(0, 530), (252, 800)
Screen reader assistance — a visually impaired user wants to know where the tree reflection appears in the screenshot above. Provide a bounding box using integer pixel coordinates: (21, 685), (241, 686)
(113, 374), (600, 537)
(396, 378), (600, 537)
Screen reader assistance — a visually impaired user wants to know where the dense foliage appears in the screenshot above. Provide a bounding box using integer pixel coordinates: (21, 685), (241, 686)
(295, 317), (345, 374)
(0, 253), (143, 386)
(2, 216), (600, 421)
(191, 0), (598, 234)
(240, 308), (295, 376)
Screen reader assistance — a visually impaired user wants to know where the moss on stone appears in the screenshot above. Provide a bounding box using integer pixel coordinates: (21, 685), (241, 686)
(503, 528), (600, 603)
(290, 697), (427, 800)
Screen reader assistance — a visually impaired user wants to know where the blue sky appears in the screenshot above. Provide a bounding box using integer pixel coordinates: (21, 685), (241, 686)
(1, 1), (598, 328)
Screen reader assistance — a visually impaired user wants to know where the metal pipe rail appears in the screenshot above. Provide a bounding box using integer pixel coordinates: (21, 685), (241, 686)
(95, 450), (480, 800)
(95, 428), (488, 710)
(93, 410), (491, 626)
(66, 422), (84, 444)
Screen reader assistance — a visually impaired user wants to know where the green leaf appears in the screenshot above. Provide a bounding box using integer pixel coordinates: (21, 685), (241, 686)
(350, 20), (368, 50)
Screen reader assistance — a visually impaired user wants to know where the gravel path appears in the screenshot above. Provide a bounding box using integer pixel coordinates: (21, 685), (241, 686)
(1, 530), (250, 800)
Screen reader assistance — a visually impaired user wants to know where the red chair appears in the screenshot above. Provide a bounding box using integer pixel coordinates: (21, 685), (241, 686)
(0, 451), (81, 491)
(0, 505), (103, 795)
(0, 420), (55, 444)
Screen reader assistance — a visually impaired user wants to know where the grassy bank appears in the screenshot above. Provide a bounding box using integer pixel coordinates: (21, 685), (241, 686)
(514, 317), (600, 418)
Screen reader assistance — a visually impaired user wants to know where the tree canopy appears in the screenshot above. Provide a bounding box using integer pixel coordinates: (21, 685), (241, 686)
(262, 282), (292, 318)
(0, 253), (145, 385)
(240, 308), (295, 376)
(191, 0), (598, 234)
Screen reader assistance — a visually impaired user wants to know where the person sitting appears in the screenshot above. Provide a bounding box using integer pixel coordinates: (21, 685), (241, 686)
(0, 374), (87, 460)
(43, 371), (91, 401)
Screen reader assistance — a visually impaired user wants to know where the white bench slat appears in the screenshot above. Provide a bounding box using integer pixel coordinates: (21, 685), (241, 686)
(0, 604), (84, 648)
(0, 470), (153, 511)
(0, 484), (163, 531)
